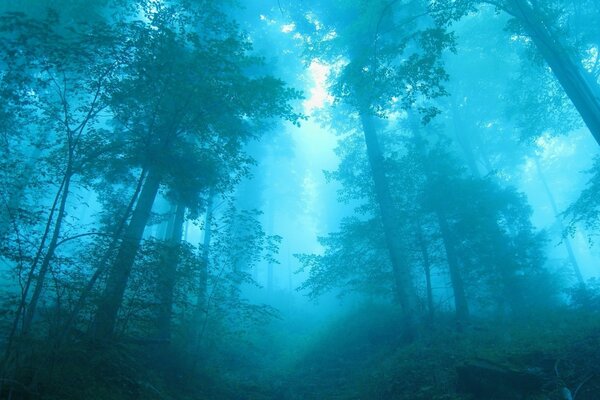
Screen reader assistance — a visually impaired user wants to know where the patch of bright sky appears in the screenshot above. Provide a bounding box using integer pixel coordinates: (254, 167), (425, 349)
(303, 61), (334, 115)
(535, 133), (578, 162)
(583, 46), (599, 72)
(259, 14), (277, 25)
(288, 58), (341, 250)
(304, 12), (323, 31)
(136, 0), (163, 24)
(520, 133), (579, 186)
(281, 22), (295, 33)
(252, 15), (343, 281)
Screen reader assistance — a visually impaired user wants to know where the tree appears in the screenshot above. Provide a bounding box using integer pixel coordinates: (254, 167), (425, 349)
(432, 0), (600, 146)
(298, 119), (553, 322)
(92, 1), (302, 339)
(0, 10), (132, 339)
(286, 0), (455, 330)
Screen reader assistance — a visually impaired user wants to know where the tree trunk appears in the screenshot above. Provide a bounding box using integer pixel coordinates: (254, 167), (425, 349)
(56, 168), (147, 345)
(191, 189), (215, 360)
(22, 168), (73, 334)
(92, 167), (161, 340)
(410, 112), (468, 325)
(266, 206), (274, 292)
(359, 110), (416, 325)
(197, 189), (215, 314)
(416, 226), (434, 322)
(156, 202), (185, 341)
(507, 0), (600, 146)
(437, 211), (470, 326)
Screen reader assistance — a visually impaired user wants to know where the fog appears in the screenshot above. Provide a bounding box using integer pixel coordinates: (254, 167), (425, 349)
(1, 1), (600, 399)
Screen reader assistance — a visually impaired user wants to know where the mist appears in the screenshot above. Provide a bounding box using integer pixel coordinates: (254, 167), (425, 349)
(1, 1), (600, 399)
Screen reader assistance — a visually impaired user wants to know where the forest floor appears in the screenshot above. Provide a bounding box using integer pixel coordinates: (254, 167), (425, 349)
(7, 304), (600, 400)
(241, 304), (600, 400)
(273, 304), (600, 400)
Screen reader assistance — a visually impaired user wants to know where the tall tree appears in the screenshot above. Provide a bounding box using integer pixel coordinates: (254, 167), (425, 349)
(92, 1), (301, 339)
(286, 0), (455, 330)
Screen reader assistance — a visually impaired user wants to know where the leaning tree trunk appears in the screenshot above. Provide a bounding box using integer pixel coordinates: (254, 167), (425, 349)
(507, 0), (600, 146)
(359, 109), (416, 326)
(56, 168), (148, 346)
(92, 168), (161, 340)
(21, 168), (73, 334)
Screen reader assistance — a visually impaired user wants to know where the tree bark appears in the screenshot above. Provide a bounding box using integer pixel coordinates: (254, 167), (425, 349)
(92, 167), (161, 340)
(359, 110), (416, 325)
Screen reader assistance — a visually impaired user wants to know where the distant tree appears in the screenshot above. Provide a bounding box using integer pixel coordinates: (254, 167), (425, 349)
(298, 122), (552, 322)
(287, 0), (454, 331)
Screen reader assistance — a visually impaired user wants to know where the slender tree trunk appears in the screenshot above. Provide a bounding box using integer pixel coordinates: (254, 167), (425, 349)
(156, 202), (185, 341)
(416, 226), (434, 322)
(410, 112), (468, 325)
(197, 189), (215, 313)
(191, 190), (215, 360)
(266, 207), (274, 291)
(0, 173), (68, 387)
(92, 167), (161, 339)
(437, 211), (469, 326)
(57, 168), (147, 345)
(506, 0), (600, 145)
(22, 168), (73, 334)
(533, 156), (585, 285)
(359, 109), (416, 326)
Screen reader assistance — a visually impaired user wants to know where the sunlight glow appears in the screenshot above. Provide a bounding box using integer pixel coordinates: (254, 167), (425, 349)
(583, 46), (599, 72)
(281, 23), (295, 33)
(259, 14), (276, 25)
(535, 133), (577, 161)
(303, 60), (334, 115)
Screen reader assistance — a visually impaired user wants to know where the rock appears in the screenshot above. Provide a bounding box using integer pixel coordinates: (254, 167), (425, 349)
(457, 359), (545, 399)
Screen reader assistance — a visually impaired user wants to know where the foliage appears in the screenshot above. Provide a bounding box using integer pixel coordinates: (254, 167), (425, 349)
(564, 156), (600, 245)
